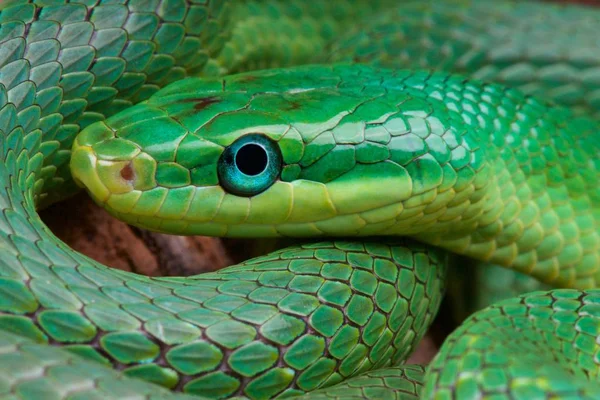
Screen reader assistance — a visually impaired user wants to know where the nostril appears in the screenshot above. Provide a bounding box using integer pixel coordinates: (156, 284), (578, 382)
(120, 163), (134, 181)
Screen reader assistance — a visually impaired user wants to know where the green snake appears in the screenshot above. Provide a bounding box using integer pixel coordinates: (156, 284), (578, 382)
(2, 0), (600, 399)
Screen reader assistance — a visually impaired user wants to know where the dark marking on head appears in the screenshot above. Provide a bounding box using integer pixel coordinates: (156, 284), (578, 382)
(121, 163), (134, 181)
(284, 101), (302, 111)
(238, 75), (257, 82)
(182, 96), (221, 111)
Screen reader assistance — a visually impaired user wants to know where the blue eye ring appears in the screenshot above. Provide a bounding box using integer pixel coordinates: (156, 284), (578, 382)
(217, 134), (282, 197)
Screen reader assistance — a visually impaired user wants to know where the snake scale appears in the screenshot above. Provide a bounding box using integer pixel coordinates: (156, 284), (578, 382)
(1, 0), (600, 399)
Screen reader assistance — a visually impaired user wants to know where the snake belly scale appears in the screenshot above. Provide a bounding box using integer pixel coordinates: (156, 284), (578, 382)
(1, 1), (600, 399)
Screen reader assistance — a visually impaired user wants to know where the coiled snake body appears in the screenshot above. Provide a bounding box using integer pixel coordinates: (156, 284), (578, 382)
(1, 1), (600, 399)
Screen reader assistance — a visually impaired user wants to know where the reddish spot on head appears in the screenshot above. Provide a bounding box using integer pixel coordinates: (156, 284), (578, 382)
(120, 163), (134, 181)
(183, 96), (221, 111)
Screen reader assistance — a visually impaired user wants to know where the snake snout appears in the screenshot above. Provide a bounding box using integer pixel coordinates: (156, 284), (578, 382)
(70, 121), (157, 208)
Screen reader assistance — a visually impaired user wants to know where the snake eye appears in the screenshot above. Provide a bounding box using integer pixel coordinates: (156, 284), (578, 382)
(217, 134), (282, 196)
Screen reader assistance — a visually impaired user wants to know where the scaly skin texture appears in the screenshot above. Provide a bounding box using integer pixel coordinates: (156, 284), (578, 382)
(425, 290), (600, 399)
(2, 1), (600, 399)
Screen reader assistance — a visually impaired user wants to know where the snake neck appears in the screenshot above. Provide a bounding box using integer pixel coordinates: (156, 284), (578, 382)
(411, 85), (600, 289)
(335, 71), (600, 289)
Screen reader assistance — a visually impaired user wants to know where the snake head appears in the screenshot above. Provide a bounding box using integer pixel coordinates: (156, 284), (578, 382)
(71, 65), (485, 237)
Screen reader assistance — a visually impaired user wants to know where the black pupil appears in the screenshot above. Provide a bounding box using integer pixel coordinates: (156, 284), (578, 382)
(235, 143), (268, 176)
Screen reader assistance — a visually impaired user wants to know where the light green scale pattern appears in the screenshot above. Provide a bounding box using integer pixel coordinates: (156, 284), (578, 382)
(426, 289), (600, 399)
(0, 326), (425, 400)
(0, 330), (202, 400)
(2, 0), (600, 399)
